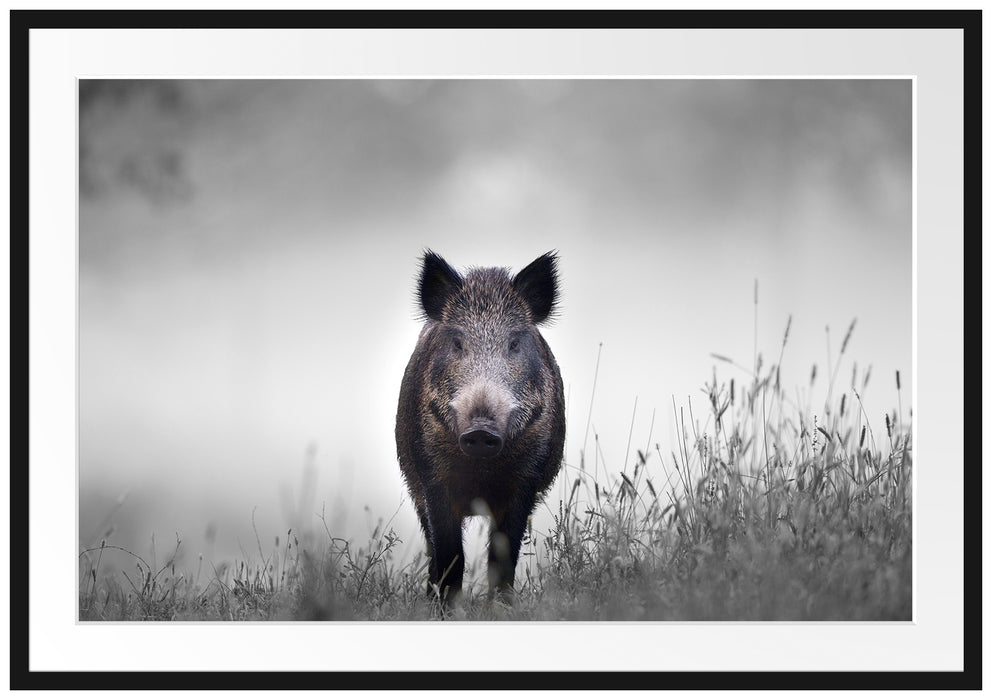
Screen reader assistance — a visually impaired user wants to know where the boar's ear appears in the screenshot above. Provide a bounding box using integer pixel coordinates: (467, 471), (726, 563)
(419, 250), (462, 322)
(513, 252), (560, 325)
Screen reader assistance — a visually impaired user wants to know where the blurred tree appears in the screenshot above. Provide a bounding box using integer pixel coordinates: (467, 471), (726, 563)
(79, 79), (193, 203)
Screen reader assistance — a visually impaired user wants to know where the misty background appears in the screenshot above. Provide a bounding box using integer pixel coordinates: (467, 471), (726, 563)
(78, 80), (911, 588)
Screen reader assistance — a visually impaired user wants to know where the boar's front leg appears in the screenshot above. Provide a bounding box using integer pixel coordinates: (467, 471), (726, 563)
(487, 493), (534, 597)
(424, 491), (465, 603)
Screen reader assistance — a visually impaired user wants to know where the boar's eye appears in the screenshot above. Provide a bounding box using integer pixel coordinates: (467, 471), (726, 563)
(509, 338), (520, 352)
(452, 337), (463, 352)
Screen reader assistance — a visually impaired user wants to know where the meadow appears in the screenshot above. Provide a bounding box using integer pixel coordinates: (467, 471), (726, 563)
(79, 318), (912, 622)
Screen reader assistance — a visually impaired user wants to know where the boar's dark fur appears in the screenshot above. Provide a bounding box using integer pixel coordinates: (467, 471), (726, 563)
(396, 251), (566, 603)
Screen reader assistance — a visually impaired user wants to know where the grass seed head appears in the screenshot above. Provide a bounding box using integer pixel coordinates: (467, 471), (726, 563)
(840, 318), (856, 355)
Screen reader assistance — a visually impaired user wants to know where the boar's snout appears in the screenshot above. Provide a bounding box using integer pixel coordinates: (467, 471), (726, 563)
(459, 425), (504, 458)
(450, 380), (515, 458)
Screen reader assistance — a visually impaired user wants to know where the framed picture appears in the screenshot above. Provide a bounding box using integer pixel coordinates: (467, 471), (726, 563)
(9, 7), (980, 691)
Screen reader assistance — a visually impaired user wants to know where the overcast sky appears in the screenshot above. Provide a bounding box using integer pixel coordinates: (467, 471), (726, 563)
(78, 79), (912, 583)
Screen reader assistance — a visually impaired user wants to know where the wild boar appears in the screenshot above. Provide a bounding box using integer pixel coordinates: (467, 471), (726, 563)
(395, 251), (566, 603)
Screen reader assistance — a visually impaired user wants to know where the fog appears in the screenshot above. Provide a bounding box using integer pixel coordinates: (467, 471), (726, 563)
(78, 80), (912, 586)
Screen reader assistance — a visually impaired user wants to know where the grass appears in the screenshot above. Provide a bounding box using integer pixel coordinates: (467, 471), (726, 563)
(79, 317), (912, 621)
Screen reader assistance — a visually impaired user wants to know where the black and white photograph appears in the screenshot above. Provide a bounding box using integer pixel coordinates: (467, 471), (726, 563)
(11, 11), (978, 686)
(77, 77), (913, 622)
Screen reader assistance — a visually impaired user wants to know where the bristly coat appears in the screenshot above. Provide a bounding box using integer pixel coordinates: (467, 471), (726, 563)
(395, 251), (566, 602)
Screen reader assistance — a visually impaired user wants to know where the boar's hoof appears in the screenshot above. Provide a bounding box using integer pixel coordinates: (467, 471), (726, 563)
(459, 428), (504, 458)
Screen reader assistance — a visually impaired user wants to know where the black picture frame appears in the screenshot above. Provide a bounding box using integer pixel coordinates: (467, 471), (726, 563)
(8, 8), (981, 691)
